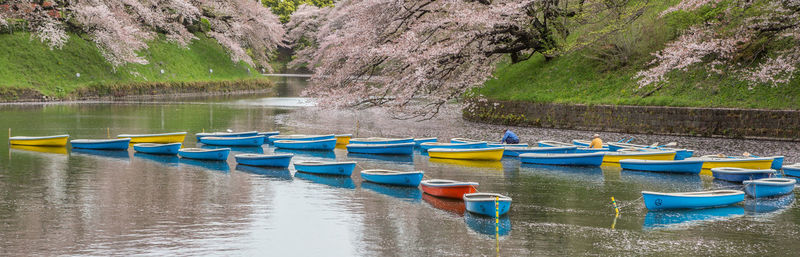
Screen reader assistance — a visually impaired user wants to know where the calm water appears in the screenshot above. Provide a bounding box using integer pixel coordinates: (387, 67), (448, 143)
(1, 78), (799, 256)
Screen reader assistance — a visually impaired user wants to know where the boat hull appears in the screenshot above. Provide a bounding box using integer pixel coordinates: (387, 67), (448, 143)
(643, 191), (745, 210)
(335, 134), (352, 145)
(413, 137), (438, 146)
(71, 138), (131, 150)
(200, 136), (265, 146)
(619, 159), (704, 174)
(785, 166), (800, 177)
(602, 151), (676, 164)
(235, 154), (293, 167)
(503, 146), (577, 157)
(347, 143), (415, 155)
(711, 168), (774, 182)
(519, 153), (605, 166)
(178, 148), (230, 161)
(195, 131), (258, 141)
(422, 185), (477, 199)
(427, 148), (504, 161)
(268, 134), (335, 144)
(361, 171), (424, 187)
(274, 138), (337, 150)
(698, 159), (774, 171)
(118, 132), (186, 144)
(133, 143), (182, 155)
(743, 179), (796, 198)
(463, 193), (512, 217)
(294, 162), (356, 176)
(420, 142), (488, 151)
(349, 138), (415, 145)
(9, 135), (69, 146)
(770, 156), (785, 170)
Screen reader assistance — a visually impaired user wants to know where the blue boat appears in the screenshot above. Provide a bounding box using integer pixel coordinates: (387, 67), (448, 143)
(573, 147), (611, 153)
(195, 131), (258, 141)
(464, 212), (512, 236)
(202, 145), (264, 154)
(618, 159), (704, 174)
(178, 148), (230, 161)
(744, 193), (795, 214)
(642, 190), (745, 210)
(519, 152), (605, 166)
(362, 182), (422, 202)
(200, 135), (265, 146)
(268, 134), (335, 144)
(503, 146), (577, 157)
(234, 153), (293, 167)
(346, 142), (415, 155)
(643, 206), (744, 230)
(488, 143), (529, 148)
(784, 163), (800, 177)
(413, 137), (438, 146)
(769, 156), (785, 170)
(463, 193), (512, 217)
(349, 137), (414, 145)
(70, 138), (131, 150)
(419, 141), (488, 151)
(360, 169), (424, 187)
(133, 143), (182, 155)
(258, 131), (280, 138)
(743, 178), (796, 198)
(293, 161), (356, 176)
(536, 140), (574, 147)
(235, 165), (292, 181)
(294, 172), (356, 189)
(274, 138), (337, 150)
(711, 167), (775, 182)
(607, 142), (694, 160)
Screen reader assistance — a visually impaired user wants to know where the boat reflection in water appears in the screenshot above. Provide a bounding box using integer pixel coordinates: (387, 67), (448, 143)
(179, 158), (230, 173)
(621, 169), (703, 191)
(201, 145), (265, 154)
(274, 148), (336, 159)
(643, 206), (745, 230)
(361, 182), (422, 202)
(422, 193), (465, 216)
(520, 163), (603, 183)
(71, 148), (131, 161)
(744, 193), (795, 215)
(346, 153), (414, 164)
(10, 145), (68, 155)
(134, 152), (179, 166)
(235, 165), (293, 181)
(464, 212), (511, 236)
(428, 157), (503, 171)
(294, 172), (355, 189)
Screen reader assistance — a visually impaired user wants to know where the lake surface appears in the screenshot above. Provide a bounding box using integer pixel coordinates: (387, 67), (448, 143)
(1, 77), (798, 256)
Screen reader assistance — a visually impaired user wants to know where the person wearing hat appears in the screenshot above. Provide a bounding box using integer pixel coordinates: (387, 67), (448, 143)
(589, 134), (603, 149)
(501, 129), (520, 144)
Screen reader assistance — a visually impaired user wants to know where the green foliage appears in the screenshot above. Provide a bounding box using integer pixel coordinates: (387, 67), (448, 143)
(0, 32), (259, 97)
(261, 0), (333, 23)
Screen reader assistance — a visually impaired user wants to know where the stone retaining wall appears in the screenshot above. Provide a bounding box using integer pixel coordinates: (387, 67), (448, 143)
(463, 99), (800, 141)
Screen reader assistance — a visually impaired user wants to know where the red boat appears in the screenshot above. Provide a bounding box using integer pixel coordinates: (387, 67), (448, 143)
(420, 179), (479, 199)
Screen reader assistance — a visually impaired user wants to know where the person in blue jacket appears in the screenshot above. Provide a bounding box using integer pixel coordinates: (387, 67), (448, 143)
(500, 129), (519, 144)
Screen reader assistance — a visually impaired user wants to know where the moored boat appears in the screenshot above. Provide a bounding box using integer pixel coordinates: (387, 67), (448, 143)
(9, 134), (70, 146)
(450, 138), (484, 144)
(519, 152), (605, 166)
(686, 155), (774, 171)
(420, 141), (488, 151)
(784, 163), (800, 177)
(489, 143), (529, 148)
(642, 190), (745, 210)
(258, 131), (280, 138)
(133, 143), (182, 155)
(200, 135), (265, 146)
(347, 142), (415, 155)
(335, 134), (353, 145)
(602, 150), (677, 164)
(360, 169), (424, 187)
(536, 140), (574, 147)
(274, 138), (337, 150)
(413, 137), (438, 146)
(349, 137), (414, 145)
(573, 147), (611, 153)
(421, 179), (478, 199)
(619, 159), (704, 174)
(178, 148), (230, 161)
(268, 134), (335, 144)
(70, 138), (131, 150)
(503, 146), (577, 157)
(293, 161), (357, 176)
(463, 193), (512, 217)
(117, 132), (187, 143)
(452, 138), (527, 147)
(608, 142), (694, 160)
(768, 156), (785, 170)
(572, 139), (607, 148)
(427, 147), (504, 161)
(743, 178), (796, 198)
(195, 131), (258, 140)
(711, 167), (775, 182)
(234, 153), (293, 167)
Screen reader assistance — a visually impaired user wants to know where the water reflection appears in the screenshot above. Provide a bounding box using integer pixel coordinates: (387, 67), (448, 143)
(71, 148), (131, 161)
(744, 194), (795, 215)
(235, 165), (293, 181)
(346, 153), (414, 164)
(134, 152), (180, 166)
(179, 158), (231, 173)
(464, 212), (511, 236)
(274, 148), (336, 159)
(201, 145), (265, 154)
(423, 193), (465, 216)
(519, 163), (604, 183)
(10, 145), (68, 155)
(294, 172), (355, 189)
(643, 206), (745, 230)
(361, 182), (422, 202)
(428, 158), (503, 171)
(620, 170), (703, 191)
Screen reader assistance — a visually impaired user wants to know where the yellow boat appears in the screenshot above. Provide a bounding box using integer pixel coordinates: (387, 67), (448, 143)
(427, 147), (504, 161)
(687, 156), (774, 172)
(10, 145), (68, 155)
(335, 134), (352, 145)
(9, 134), (70, 146)
(602, 150), (677, 165)
(429, 157), (504, 171)
(117, 132), (187, 143)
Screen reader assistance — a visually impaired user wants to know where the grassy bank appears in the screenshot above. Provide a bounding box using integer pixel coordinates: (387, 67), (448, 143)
(0, 32), (272, 100)
(476, 1), (800, 110)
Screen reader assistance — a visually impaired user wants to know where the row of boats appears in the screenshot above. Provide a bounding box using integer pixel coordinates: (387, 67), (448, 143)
(9, 131), (799, 213)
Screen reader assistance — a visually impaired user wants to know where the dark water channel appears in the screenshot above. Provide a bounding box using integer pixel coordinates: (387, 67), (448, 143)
(1, 77), (799, 256)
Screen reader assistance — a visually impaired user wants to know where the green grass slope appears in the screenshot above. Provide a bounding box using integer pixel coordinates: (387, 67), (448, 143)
(0, 32), (261, 97)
